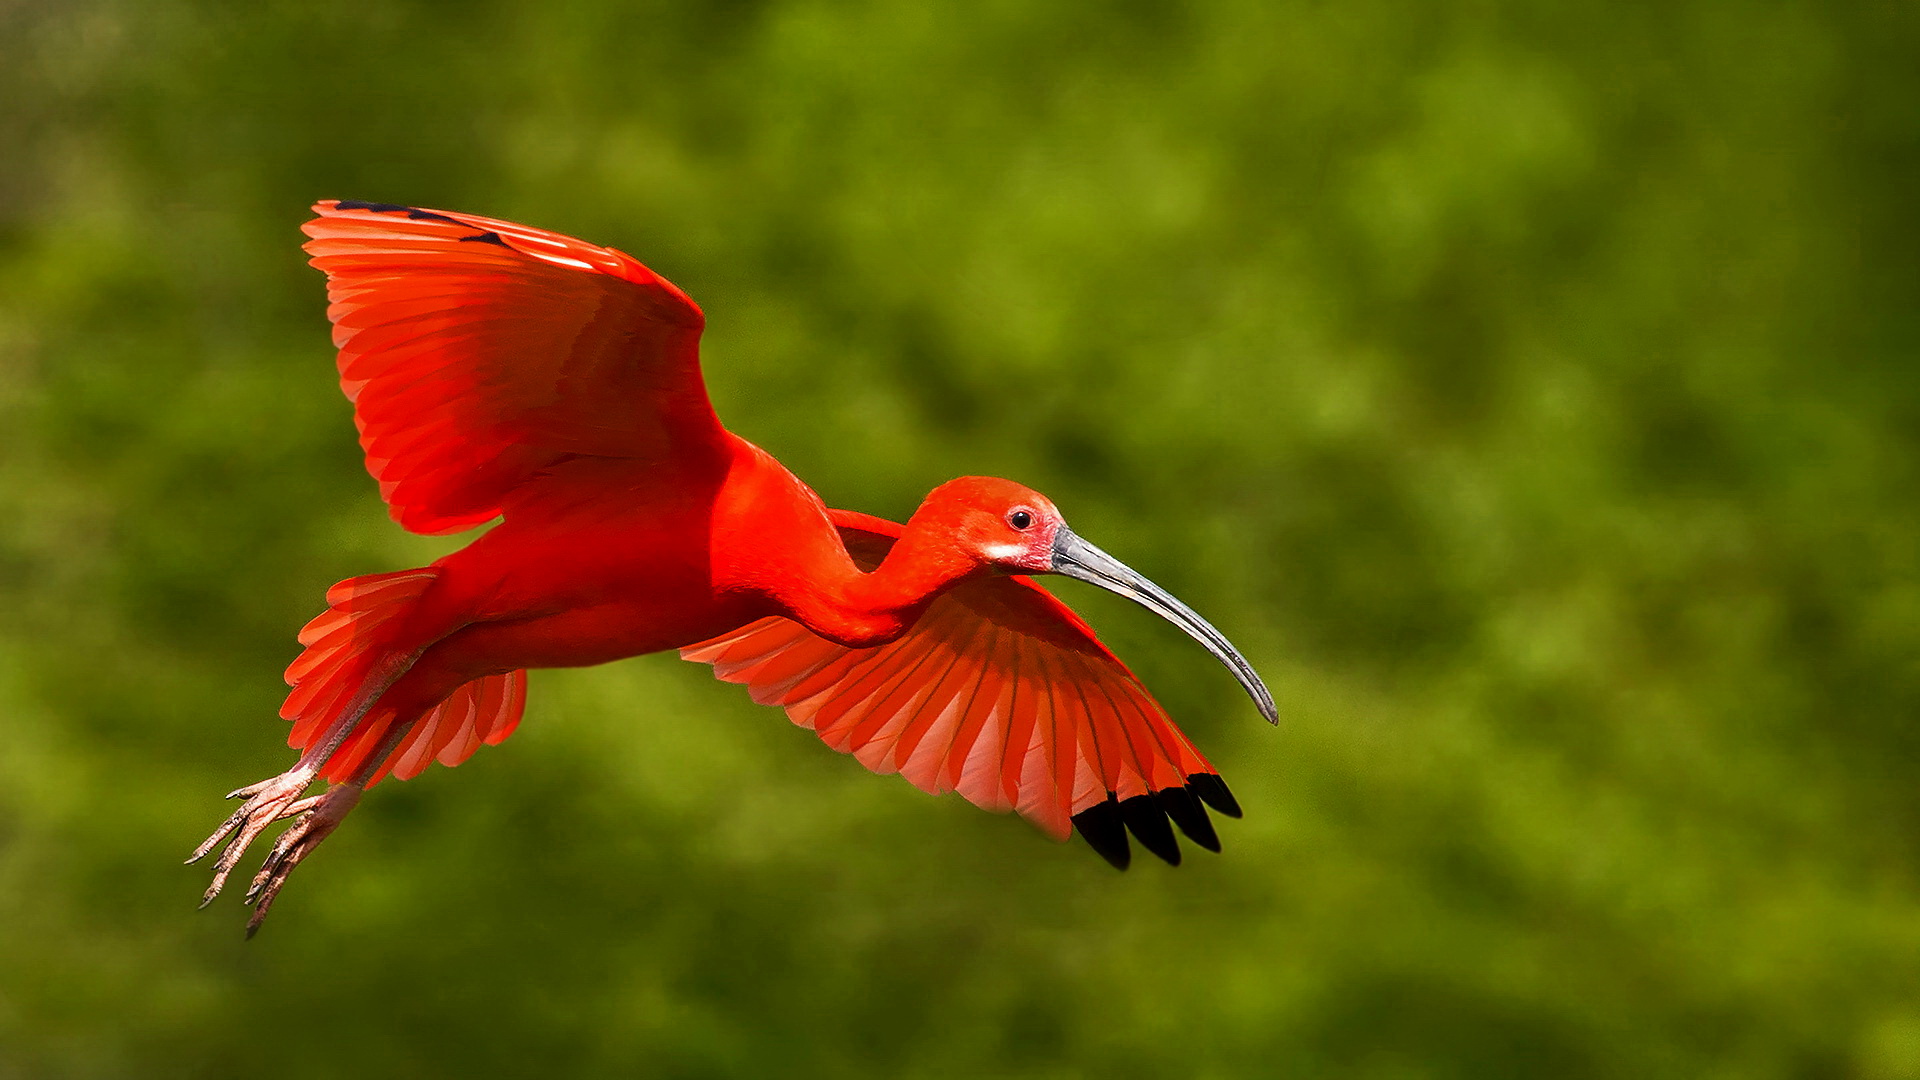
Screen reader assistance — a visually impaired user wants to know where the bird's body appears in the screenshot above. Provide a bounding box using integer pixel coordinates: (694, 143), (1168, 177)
(320, 434), (966, 744)
(190, 201), (1275, 934)
(400, 447), (757, 680)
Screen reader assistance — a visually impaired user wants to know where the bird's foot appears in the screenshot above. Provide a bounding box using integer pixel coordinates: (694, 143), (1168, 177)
(240, 782), (362, 936)
(186, 767), (318, 910)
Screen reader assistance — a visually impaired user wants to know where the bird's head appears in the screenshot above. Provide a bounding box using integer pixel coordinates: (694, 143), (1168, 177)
(909, 476), (1278, 723)
(910, 476), (1064, 575)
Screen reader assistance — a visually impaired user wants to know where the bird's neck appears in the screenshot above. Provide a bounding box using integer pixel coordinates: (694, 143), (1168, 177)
(800, 528), (982, 650)
(714, 435), (984, 649)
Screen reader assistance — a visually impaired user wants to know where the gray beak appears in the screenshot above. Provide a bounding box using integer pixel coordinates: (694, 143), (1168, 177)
(1048, 525), (1278, 724)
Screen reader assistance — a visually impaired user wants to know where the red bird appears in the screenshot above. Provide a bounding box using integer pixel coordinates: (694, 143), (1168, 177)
(190, 201), (1276, 934)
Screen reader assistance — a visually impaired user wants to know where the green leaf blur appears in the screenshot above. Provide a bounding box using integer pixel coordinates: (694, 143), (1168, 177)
(2, 1), (1916, 1076)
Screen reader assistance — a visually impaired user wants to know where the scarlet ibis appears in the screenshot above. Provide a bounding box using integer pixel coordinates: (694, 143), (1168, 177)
(188, 200), (1276, 934)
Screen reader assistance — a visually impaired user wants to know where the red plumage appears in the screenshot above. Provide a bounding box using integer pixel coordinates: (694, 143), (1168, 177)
(190, 201), (1271, 933)
(682, 512), (1214, 840)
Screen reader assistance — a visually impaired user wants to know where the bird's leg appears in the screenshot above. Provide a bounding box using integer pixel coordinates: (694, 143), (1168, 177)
(187, 650), (420, 912)
(186, 712), (367, 904)
(237, 718), (416, 936)
(187, 710), (369, 906)
(237, 783), (358, 937)
(186, 765), (322, 908)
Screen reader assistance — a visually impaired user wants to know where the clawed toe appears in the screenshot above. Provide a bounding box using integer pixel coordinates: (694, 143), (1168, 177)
(187, 768), (319, 911)
(241, 785), (360, 936)
(189, 771), (363, 935)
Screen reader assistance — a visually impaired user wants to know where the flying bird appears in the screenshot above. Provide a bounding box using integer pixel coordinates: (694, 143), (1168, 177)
(189, 200), (1277, 934)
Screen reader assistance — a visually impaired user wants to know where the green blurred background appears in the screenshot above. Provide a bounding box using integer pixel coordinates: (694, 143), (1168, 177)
(2, 1), (1917, 1076)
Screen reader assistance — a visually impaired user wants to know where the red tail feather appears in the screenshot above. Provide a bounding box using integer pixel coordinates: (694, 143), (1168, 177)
(282, 569), (528, 786)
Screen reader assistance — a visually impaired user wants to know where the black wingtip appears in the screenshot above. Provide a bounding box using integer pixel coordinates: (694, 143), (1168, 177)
(1157, 786), (1221, 853)
(1080, 780), (1240, 869)
(1120, 794), (1182, 866)
(1073, 797), (1131, 870)
(1187, 772), (1243, 819)
(332, 199), (409, 214)
(331, 200), (465, 227)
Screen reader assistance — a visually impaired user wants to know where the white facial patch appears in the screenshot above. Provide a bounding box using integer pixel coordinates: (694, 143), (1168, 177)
(983, 542), (1027, 562)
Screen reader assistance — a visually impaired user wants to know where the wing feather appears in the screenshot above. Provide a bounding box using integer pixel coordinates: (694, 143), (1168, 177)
(360, 668), (527, 786)
(303, 200), (725, 535)
(483, 670), (528, 746)
(880, 617), (995, 776)
(680, 512), (1238, 863)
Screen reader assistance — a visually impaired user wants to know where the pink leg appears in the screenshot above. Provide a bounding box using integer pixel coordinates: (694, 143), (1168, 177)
(186, 767), (323, 908)
(192, 649), (482, 934)
(236, 719), (415, 936)
(187, 651), (418, 917)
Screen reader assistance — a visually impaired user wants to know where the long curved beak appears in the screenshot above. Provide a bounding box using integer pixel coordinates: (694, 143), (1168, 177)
(1049, 526), (1278, 724)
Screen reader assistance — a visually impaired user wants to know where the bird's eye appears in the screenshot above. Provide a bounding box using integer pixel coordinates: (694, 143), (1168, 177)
(1008, 510), (1034, 530)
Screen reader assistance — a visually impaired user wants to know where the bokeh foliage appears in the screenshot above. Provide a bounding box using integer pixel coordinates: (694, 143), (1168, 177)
(2, 0), (1917, 1076)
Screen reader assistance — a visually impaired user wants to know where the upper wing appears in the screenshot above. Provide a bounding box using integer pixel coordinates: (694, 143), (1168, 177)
(680, 510), (1243, 869)
(302, 200), (727, 535)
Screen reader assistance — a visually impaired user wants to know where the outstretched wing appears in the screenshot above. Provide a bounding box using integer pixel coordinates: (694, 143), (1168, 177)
(680, 510), (1242, 869)
(302, 200), (726, 535)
